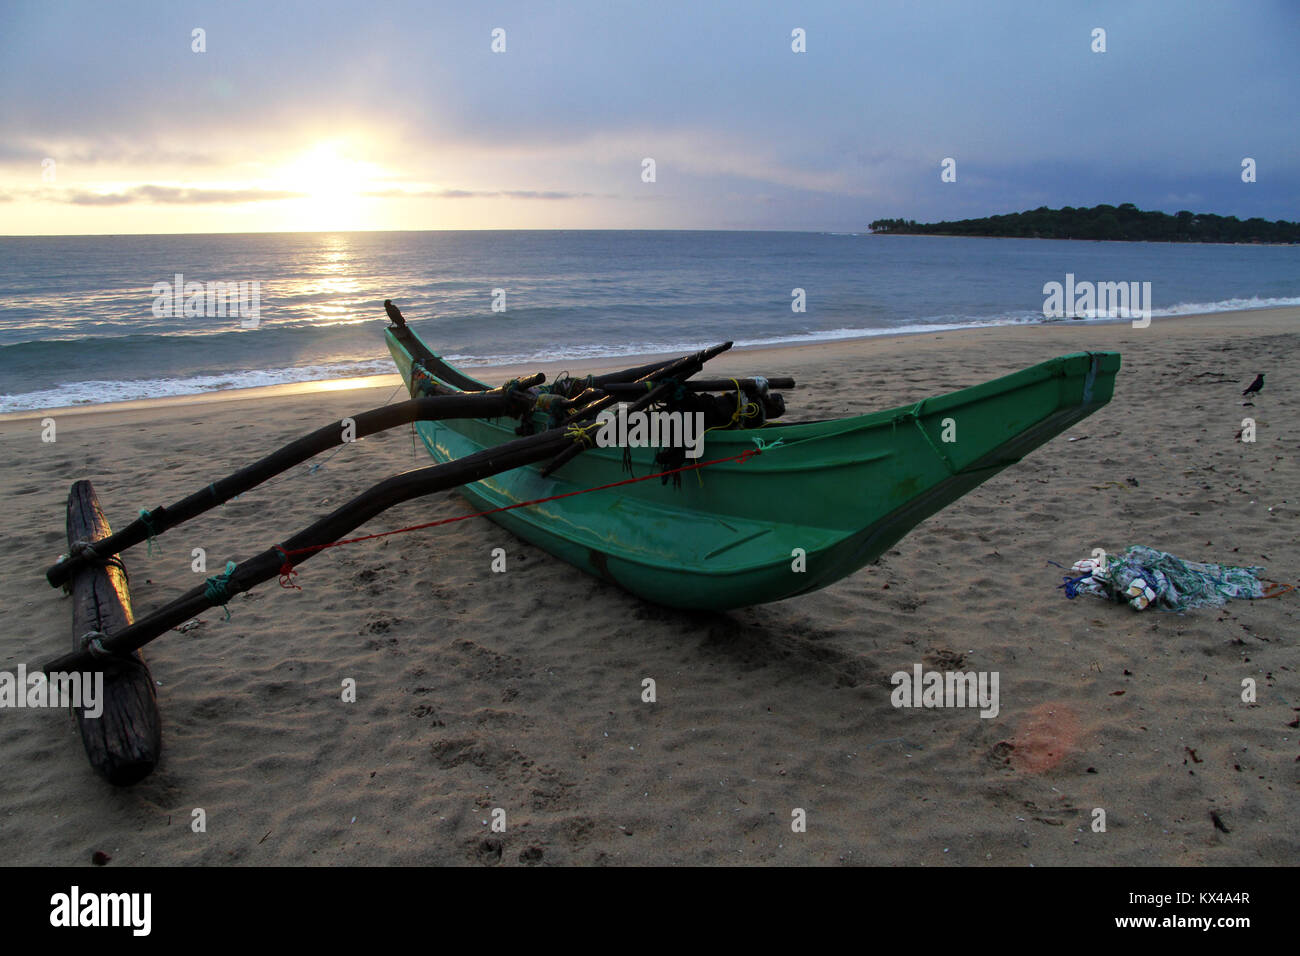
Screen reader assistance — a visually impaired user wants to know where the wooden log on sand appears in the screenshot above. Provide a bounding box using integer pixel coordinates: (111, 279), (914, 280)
(63, 480), (162, 785)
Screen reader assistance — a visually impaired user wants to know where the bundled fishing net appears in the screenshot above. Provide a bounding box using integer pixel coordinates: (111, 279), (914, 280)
(1062, 546), (1270, 612)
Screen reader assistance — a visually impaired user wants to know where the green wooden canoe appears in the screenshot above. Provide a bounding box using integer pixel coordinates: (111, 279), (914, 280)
(387, 326), (1120, 610)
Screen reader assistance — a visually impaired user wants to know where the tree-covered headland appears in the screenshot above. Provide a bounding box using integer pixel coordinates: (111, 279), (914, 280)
(869, 204), (1300, 243)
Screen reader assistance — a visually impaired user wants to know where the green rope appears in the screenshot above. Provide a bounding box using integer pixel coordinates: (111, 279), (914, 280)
(203, 560), (238, 621)
(752, 436), (785, 453)
(138, 509), (160, 555)
(656, 376), (687, 401)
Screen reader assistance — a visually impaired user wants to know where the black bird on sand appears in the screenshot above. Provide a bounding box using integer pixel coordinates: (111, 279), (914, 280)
(1242, 374), (1264, 397)
(384, 299), (406, 327)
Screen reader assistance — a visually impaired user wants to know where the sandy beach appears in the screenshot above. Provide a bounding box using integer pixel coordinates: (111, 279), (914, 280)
(0, 307), (1295, 866)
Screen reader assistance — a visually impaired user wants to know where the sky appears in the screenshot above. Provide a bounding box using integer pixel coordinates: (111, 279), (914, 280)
(0, 0), (1296, 235)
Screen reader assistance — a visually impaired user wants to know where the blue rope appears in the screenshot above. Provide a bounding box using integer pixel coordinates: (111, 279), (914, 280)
(1057, 574), (1090, 599)
(137, 509), (160, 555)
(309, 442), (348, 475)
(203, 560), (238, 621)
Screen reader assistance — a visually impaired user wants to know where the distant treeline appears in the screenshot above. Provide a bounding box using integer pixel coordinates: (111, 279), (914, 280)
(869, 204), (1300, 243)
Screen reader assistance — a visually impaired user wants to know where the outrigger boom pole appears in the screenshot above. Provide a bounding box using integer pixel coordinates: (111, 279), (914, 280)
(41, 341), (732, 675)
(43, 378), (544, 589)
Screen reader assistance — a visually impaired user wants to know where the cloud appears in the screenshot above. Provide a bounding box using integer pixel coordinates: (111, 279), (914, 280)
(0, 138), (236, 169)
(502, 190), (591, 200)
(2, 2), (1297, 231)
(362, 187), (593, 200)
(62, 191), (132, 206)
(57, 185), (307, 205)
(15, 182), (595, 207)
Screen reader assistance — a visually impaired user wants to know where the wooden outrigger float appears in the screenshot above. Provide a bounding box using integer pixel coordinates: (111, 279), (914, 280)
(37, 301), (1120, 783)
(62, 481), (162, 786)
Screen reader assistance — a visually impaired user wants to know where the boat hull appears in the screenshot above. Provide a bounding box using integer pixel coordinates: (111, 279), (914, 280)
(387, 330), (1119, 610)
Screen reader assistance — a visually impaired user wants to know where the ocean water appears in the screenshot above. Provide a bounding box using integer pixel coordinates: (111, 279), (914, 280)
(1, 230), (1297, 412)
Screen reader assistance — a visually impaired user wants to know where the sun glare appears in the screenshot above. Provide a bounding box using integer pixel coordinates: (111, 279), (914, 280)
(282, 143), (370, 197)
(271, 141), (385, 229)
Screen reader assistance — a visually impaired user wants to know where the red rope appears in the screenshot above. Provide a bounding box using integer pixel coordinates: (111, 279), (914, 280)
(274, 445), (763, 586)
(275, 546), (302, 591)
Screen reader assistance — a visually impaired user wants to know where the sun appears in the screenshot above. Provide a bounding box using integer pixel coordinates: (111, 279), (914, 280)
(280, 142), (378, 201)
(272, 141), (386, 229)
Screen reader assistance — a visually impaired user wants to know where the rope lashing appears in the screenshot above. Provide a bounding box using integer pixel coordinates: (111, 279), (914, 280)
(65, 539), (100, 562)
(137, 509), (160, 555)
(275, 546), (301, 591)
(60, 540), (130, 586)
(564, 421), (603, 448)
(101, 554), (129, 581)
(274, 440), (778, 583)
(203, 560), (239, 620)
(701, 379), (761, 436)
(79, 630), (113, 659)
